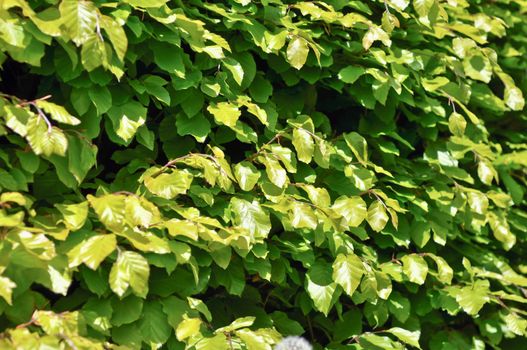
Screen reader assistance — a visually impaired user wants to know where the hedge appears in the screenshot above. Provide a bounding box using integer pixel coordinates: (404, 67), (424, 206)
(0, 0), (526, 349)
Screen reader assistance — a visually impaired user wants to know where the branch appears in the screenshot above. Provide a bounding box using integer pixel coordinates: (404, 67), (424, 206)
(30, 102), (53, 133)
(95, 13), (104, 42)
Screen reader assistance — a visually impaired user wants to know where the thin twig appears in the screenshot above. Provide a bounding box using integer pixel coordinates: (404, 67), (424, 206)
(447, 96), (457, 114)
(384, 0), (391, 14)
(95, 13), (104, 42)
(245, 131), (286, 162)
(30, 102), (53, 133)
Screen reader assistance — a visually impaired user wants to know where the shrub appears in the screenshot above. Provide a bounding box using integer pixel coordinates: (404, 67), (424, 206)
(0, 0), (526, 349)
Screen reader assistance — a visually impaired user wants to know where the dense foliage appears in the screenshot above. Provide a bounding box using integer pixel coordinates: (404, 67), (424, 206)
(0, 0), (526, 349)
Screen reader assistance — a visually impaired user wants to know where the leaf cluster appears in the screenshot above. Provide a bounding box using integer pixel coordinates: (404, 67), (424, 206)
(0, 0), (526, 349)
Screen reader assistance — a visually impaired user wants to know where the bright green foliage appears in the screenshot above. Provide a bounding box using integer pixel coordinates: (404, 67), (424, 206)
(0, 0), (526, 349)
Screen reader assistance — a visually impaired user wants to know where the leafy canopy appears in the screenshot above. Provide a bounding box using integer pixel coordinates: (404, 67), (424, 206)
(0, 0), (526, 349)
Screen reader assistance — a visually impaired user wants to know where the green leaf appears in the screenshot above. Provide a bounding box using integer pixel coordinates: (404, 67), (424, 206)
(333, 308), (363, 342)
(249, 75), (273, 103)
(223, 57), (244, 86)
(477, 160), (495, 186)
(345, 165), (375, 191)
(100, 15), (128, 61)
(0, 192), (26, 206)
(109, 250), (150, 298)
(451, 280), (491, 315)
(504, 86), (525, 111)
(422, 77), (449, 92)
(385, 327), (421, 349)
(261, 155), (287, 188)
(67, 234), (117, 270)
(0, 171), (19, 191)
(382, 11), (399, 33)
(488, 212), (515, 250)
(0, 211), (24, 227)
(271, 311), (304, 336)
(359, 333), (400, 349)
(332, 196), (368, 227)
(89, 86), (112, 115)
(33, 310), (84, 336)
(26, 117), (68, 156)
(503, 313), (527, 336)
(237, 329), (270, 350)
(125, 196), (160, 228)
(176, 317), (202, 341)
(208, 102), (241, 127)
(306, 262), (337, 316)
(161, 296), (188, 331)
(338, 66), (366, 84)
(467, 191), (489, 215)
(67, 135), (97, 184)
(111, 295), (143, 326)
(427, 254), (453, 284)
(234, 161), (261, 191)
(56, 201), (89, 230)
(500, 170), (524, 205)
(387, 292), (411, 323)
(287, 36), (310, 70)
(187, 297), (212, 322)
(143, 75), (171, 105)
(362, 26), (391, 50)
(107, 101), (147, 143)
(344, 132), (368, 165)
(35, 100), (80, 125)
(153, 43), (185, 77)
(87, 194), (126, 232)
(193, 334), (230, 350)
(139, 300), (172, 344)
(448, 112), (466, 137)
(292, 128), (314, 163)
(230, 197), (271, 239)
(123, 0), (169, 7)
(289, 201), (318, 229)
(176, 113), (211, 143)
(268, 144), (296, 173)
(463, 55), (493, 83)
(401, 254), (428, 285)
(4, 105), (31, 137)
(180, 89), (204, 118)
(367, 201), (389, 232)
(332, 253), (365, 297)
(80, 34), (106, 71)
(144, 170), (193, 199)
(210, 245), (232, 269)
(413, 0), (434, 18)
(59, 0), (98, 46)
(0, 19), (25, 47)
(0, 276), (16, 305)
(165, 219), (199, 241)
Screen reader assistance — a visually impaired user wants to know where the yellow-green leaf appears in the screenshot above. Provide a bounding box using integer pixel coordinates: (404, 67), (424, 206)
(109, 250), (150, 298)
(144, 170), (193, 199)
(332, 253), (364, 297)
(0, 276), (16, 305)
(367, 200), (389, 232)
(287, 36), (309, 70)
(35, 100), (80, 125)
(56, 201), (89, 231)
(67, 234), (117, 270)
(401, 254), (428, 285)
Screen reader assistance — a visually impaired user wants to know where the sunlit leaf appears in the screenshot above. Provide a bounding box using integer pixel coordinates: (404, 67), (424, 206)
(68, 234), (117, 270)
(401, 254), (428, 285)
(109, 250), (150, 298)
